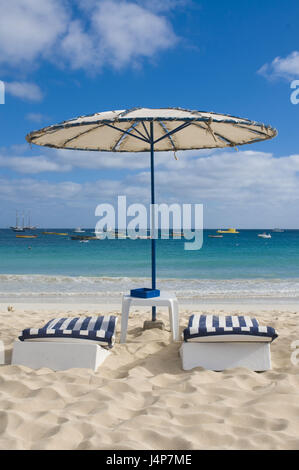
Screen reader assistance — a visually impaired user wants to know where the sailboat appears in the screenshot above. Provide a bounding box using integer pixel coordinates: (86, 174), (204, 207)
(10, 211), (25, 232)
(24, 212), (37, 230)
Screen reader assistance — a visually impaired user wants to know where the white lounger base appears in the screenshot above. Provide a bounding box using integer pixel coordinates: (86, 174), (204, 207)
(12, 340), (110, 371)
(180, 342), (271, 371)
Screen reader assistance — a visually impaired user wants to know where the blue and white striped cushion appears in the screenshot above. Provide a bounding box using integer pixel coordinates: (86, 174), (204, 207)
(19, 315), (118, 348)
(183, 315), (278, 342)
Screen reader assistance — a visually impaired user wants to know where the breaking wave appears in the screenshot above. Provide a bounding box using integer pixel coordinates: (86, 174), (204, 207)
(0, 274), (299, 300)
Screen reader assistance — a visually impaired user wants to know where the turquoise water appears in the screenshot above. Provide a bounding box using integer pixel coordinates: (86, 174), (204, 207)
(0, 229), (298, 278)
(0, 229), (298, 299)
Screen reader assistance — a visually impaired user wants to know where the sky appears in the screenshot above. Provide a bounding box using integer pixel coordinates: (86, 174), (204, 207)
(0, 0), (299, 228)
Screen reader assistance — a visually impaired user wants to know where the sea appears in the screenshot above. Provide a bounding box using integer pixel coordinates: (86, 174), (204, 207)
(0, 229), (298, 303)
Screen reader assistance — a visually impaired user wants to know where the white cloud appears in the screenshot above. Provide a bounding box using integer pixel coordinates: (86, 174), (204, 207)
(258, 51), (299, 80)
(135, 0), (189, 12)
(77, 0), (188, 13)
(55, 148), (194, 170)
(3, 147), (299, 210)
(5, 81), (43, 102)
(152, 151), (299, 207)
(56, 149), (149, 170)
(26, 112), (48, 123)
(0, 0), (178, 73)
(90, 1), (178, 69)
(1, 150), (299, 217)
(0, 0), (68, 67)
(60, 20), (98, 71)
(0, 153), (71, 174)
(0, 178), (82, 203)
(1, 149), (299, 227)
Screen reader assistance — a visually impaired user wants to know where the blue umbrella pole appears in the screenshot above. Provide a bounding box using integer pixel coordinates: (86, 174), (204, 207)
(150, 121), (156, 322)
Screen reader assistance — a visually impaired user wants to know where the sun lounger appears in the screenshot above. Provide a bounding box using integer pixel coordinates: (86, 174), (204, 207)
(180, 314), (278, 371)
(12, 316), (117, 371)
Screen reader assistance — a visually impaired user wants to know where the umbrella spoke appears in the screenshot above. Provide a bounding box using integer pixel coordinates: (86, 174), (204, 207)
(129, 122), (149, 141)
(158, 121), (177, 152)
(153, 121), (191, 145)
(141, 121), (151, 141)
(192, 122), (236, 147)
(233, 123), (273, 139)
(112, 122), (150, 150)
(111, 130), (129, 151)
(60, 123), (106, 147)
(102, 122), (149, 143)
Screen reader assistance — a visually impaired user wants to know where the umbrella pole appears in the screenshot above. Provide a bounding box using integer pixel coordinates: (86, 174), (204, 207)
(150, 121), (156, 322)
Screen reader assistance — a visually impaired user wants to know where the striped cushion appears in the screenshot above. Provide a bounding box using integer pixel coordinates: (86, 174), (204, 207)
(19, 316), (118, 348)
(183, 315), (278, 343)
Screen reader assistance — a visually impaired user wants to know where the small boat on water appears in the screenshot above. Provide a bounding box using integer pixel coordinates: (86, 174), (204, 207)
(16, 234), (38, 239)
(117, 232), (128, 239)
(272, 228), (284, 232)
(42, 232), (68, 236)
(74, 227), (85, 233)
(79, 239), (89, 243)
(172, 232), (183, 238)
(217, 228), (239, 234)
(70, 235), (97, 240)
(258, 233), (272, 239)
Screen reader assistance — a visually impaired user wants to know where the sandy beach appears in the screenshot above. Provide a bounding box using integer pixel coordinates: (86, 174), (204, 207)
(0, 300), (298, 450)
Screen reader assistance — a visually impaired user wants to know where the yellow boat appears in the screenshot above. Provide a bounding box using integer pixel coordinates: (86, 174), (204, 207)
(42, 232), (68, 236)
(217, 228), (239, 234)
(16, 235), (38, 239)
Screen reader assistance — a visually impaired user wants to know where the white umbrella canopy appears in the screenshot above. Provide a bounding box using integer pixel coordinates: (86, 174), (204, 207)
(26, 107), (277, 323)
(26, 107), (277, 152)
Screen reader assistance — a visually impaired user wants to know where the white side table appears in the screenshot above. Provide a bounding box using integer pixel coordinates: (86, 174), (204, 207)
(120, 291), (179, 343)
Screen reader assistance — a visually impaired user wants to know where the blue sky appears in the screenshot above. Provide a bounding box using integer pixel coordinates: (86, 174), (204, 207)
(0, 0), (299, 228)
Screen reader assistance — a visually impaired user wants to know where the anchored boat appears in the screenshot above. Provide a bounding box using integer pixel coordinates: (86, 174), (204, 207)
(42, 232), (68, 236)
(217, 228), (239, 234)
(16, 234), (38, 239)
(11, 211), (25, 232)
(258, 233), (272, 239)
(70, 235), (97, 240)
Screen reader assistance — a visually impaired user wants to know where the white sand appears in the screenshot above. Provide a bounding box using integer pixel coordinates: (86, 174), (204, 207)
(0, 301), (298, 450)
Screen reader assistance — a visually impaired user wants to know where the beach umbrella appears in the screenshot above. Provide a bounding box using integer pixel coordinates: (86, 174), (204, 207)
(26, 107), (277, 322)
